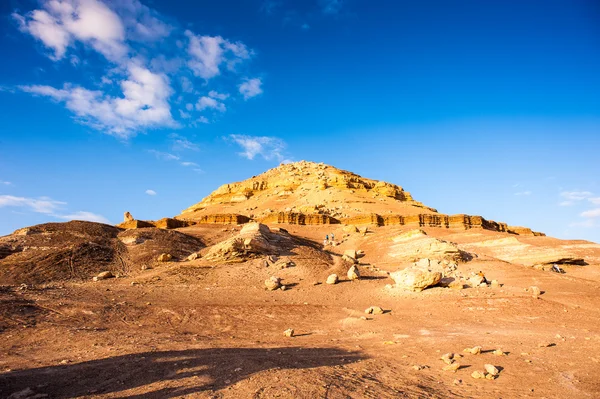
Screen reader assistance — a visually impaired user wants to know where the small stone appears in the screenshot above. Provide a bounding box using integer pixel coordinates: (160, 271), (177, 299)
(443, 363), (461, 372)
(490, 280), (500, 288)
(157, 253), (172, 262)
(440, 353), (455, 364)
(492, 349), (506, 356)
(529, 286), (541, 298)
(280, 285), (287, 291)
(326, 274), (339, 285)
(463, 346), (482, 355)
(347, 265), (360, 280)
(141, 264), (152, 270)
(365, 306), (384, 315)
(485, 373), (496, 380)
(93, 271), (114, 281)
(283, 328), (294, 337)
(412, 365), (425, 371)
(471, 371), (485, 379)
(484, 364), (499, 376)
(265, 276), (281, 291)
(453, 379), (462, 385)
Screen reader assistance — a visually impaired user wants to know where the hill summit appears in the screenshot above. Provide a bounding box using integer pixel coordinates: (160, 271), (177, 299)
(178, 161), (541, 235)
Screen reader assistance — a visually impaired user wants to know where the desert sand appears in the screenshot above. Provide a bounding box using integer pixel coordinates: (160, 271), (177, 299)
(1, 161), (599, 398)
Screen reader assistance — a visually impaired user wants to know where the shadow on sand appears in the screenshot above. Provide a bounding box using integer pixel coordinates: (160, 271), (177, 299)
(0, 346), (365, 398)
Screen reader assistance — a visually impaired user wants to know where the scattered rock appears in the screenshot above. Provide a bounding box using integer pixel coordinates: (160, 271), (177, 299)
(141, 264), (152, 271)
(265, 276), (281, 291)
(158, 253), (173, 262)
(280, 285), (287, 291)
(389, 267), (442, 292)
(471, 371), (486, 379)
(490, 280), (500, 288)
(343, 249), (358, 259)
(347, 265), (360, 280)
(453, 379), (462, 385)
(529, 286), (541, 298)
(463, 346), (482, 355)
(283, 328), (294, 337)
(412, 365), (427, 371)
(469, 275), (485, 287)
(440, 353), (454, 364)
(92, 271), (114, 281)
(365, 306), (384, 315)
(492, 349), (506, 356)
(443, 363), (461, 372)
(326, 274), (339, 285)
(484, 364), (499, 376)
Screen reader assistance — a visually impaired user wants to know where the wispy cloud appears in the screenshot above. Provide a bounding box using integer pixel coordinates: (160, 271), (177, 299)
(0, 194), (108, 223)
(180, 161), (199, 167)
(239, 78), (263, 100)
(0, 180), (12, 186)
(581, 208), (600, 218)
(145, 189), (157, 196)
(169, 133), (200, 151)
(147, 149), (180, 161)
(55, 211), (110, 224)
(12, 0), (261, 138)
(229, 134), (288, 162)
(559, 191), (594, 206)
(514, 191), (532, 196)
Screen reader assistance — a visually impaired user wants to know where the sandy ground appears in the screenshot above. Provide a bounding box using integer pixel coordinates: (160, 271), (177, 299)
(1, 225), (599, 398)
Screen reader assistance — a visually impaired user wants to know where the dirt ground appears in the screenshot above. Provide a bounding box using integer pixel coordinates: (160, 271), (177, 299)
(1, 224), (599, 398)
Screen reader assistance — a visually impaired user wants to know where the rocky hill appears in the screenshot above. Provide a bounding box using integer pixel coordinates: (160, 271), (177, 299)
(177, 160), (542, 235)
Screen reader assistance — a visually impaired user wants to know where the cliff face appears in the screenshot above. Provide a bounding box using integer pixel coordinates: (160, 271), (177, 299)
(174, 160), (543, 235)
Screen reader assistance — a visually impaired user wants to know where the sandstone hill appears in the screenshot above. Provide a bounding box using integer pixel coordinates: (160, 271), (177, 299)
(177, 161), (541, 235)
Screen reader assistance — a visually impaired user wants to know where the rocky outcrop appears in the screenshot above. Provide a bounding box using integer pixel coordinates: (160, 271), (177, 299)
(153, 218), (195, 229)
(204, 223), (288, 261)
(508, 226), (546, 236)
(124, 212), (134, 222)
(117, 219), (155, 229)
(389, 230), (466, 261)
(261, 212), (339, 225)
(180, 213), (251, 225)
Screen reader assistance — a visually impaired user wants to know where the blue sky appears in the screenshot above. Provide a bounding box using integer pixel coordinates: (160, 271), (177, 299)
(1, 0), (599, 242)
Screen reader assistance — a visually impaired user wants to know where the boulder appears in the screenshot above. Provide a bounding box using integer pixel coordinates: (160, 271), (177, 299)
(343, 249), (358, 259)
(347, 265), (360, 280)
(342, 254), (358, 264)
(443, 363), (461, 372)
(365, 306), (384, 315)
(469, 275), (485, 287)
(265, 276), (281, 291)
(463, 346), (482, 355)
(158, 253), (173, 262)
(484, 364), (499, 376)
(326, 274), (339, 285)
(389, 267), (441, 292)
(529, 286), (541, 298)
(283, 328), (294, 337)
(471, 371), (485, 379)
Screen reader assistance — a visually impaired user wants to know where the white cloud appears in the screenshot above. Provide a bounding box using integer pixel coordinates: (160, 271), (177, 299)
(185, 30), (252, 80)
(208, 90), (229, 100)
(514, 191), (532, 196)
(145, 189), (157, 196)
(581, 208), (600, 218)
(0, 180), (12, 186)
(196, 96), (226, 112)
(180, 161), (199, 167)
(12, 0), (260, 136)
(55, 211), (110, 223)
(20, 62), (175, 137)
(0, 194), (108, 223)
(229, 134), (287, 162)
(13, 0), (128, 62)
(239, 78), (263, 100)
(169, 133), (200, 151)
(559, 191), (594, 207)
(0, 195), (66, 214)
(588, 197), (600, 205)
(147, 149), (180, 161)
